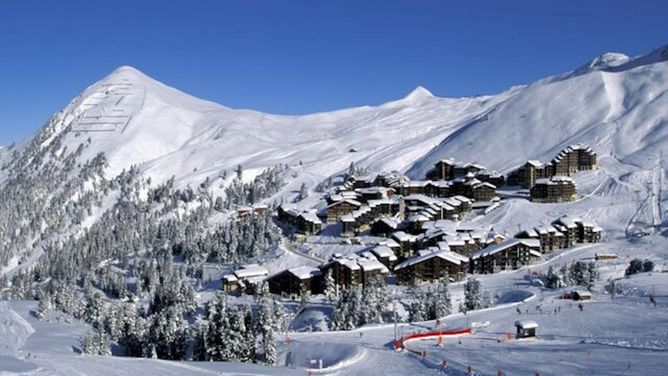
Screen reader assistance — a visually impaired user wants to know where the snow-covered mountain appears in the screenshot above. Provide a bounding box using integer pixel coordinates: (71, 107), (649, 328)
(1, 44), (667, 274)
(8, 45), (668, 186)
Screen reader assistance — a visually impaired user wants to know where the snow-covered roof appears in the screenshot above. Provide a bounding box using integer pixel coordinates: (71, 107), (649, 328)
(519, 238), (541, 248)
(515, 320), (538, 329)
(527, 160), (544, 167)
(553, 215), (583, 228)
(470, 239), (533, 260)
(393, 231), (417, 242)
(381, 238), (401, 248)
(287, 266), (322, 280)
(453, 195), (472, 204)
(357, 258), (390, 273)
(234, 264), (269, 279)
(326, 256), (362, 271)
(299, 211), (322, 224)
(371, 245), (395, 259)
(394, 248), (468, 271)
(328, 198), (362, 208)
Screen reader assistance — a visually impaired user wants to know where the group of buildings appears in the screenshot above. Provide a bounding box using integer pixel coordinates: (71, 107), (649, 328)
(278, 144), (597, 239)
(507, 144), (597, 202)
(224, 213), (601, 298)
(232, 143), (602, 298)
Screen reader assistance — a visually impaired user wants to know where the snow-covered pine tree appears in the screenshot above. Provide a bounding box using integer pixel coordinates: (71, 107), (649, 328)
(433, 275), (452, 318)
(323, 268), (338, 303)
(358, 277), (387, 325)
(463, 277), (483, 312)
(253, 283), (282, 365)
(36, 293), (50, 321)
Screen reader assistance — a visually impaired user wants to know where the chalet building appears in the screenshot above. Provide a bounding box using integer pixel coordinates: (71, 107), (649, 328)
(327, 199), (362, 223)
(355, 186), (395, 202)
(406, 214), (431, 234)
(469, 239), (541, 274)
(515, 216), (602, 252)
(296, 212), (323, 235)
(277, 204), (323, 235)
(515, 320), (538, 339)
(516, 226), (566, 253)
(371, 217), (405, 237)
(530, 176), (577, 203)
(237, 204), (269, 218)
(453, 163), (486, 179)
(394, 247), (469, 284)
(373, 172), (407, 190)
(551, 216), (602, 244)
(369, 245), (398, 269)
(357, 257), (391, 285)
(266, 266), (323, 298)
(552, 144), (597, 176)
(349, 175), (375, 189)
(222, 264), (269, 295)
(551, 218), (579, 247)
(506, 160), (550, 188)
(392, 231), (419, 260)
(426, 159), (489, 181)
(319, 257), (362, 290)
(427, 159), (457, 180)
(400, 180), (432, 196)
(470, 181), (497, 202)
(507, 144), (597, 188)
(340, 197), (404, 235)
(475, 170), (505, 187)
(319, 255), (389, 291)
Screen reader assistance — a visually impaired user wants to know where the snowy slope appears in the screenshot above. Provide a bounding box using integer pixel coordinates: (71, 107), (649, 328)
(0, 44), (666, 269)
(8, 45), (667, 200)
(408, 45), (668, 177)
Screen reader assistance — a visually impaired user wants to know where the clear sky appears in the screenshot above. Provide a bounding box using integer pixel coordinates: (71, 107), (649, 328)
(1, 0), (667, 145)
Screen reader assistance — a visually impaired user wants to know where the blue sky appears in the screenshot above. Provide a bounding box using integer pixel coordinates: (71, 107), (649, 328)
(1, 0), (667, 145)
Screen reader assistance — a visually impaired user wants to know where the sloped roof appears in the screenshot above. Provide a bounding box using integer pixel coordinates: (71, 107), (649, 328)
(394, 248), (469, 271)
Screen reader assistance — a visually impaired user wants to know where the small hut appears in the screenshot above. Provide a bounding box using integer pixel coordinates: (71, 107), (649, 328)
(569, 290), (592, 301)
(514, 320), (538, 339)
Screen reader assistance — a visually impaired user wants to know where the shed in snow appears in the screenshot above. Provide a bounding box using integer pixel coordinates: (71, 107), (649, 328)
(515, 320), (538, 339)
(568, 290), (592, 301)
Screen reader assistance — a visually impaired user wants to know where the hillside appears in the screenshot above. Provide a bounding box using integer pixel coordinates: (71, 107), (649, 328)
(0, 43), (667, 376)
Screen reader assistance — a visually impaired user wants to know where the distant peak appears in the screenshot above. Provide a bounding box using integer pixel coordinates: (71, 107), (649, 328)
(586, 52), (630, 70)
(404, 86), (434, 101)
(104, 65), (151, 83)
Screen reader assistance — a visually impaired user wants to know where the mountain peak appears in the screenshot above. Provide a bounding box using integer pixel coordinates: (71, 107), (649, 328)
(586, 52), (630, 70)
(105, 65), (152, 83)
(404, 86), (434, 101)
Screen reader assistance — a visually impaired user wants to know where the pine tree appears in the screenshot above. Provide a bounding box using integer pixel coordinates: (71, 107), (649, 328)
(253, 284), (283, 364)
(359, 277), (387, 325)
(297, 183), (308, 202)
(463, 277), (482, 312)
(545, 265), (563, 289)
(323, 268), (338, 303)
(408, 287), (427, 322)
(433, 276), (452, 318)
(36, 295), (50, 321)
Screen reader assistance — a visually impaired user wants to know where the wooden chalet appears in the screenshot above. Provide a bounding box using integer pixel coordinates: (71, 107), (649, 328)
(369, 245), (398, 269)
(530, 176), (577, 203)
(266, 266), (323, 298)
(222, 264), (269, 295)
(551, 216), (602, 244)
(394, 247), (469, 284)
(277, 204), (323, 235)
(552, 144), (597, 176)
(469, 239), (541, 274)
(515, 320), (538, 339)
(327, 198), (362, 223)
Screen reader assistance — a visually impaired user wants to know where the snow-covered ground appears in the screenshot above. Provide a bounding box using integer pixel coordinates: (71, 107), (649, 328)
(1, 44), (667, 375)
